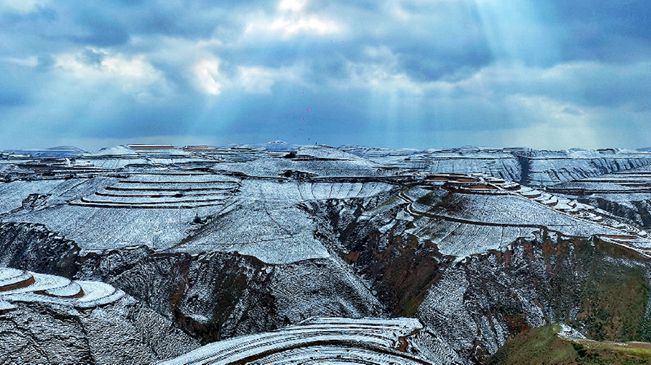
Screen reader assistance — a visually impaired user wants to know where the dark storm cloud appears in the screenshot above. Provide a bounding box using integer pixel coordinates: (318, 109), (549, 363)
(1, 0), (651, 149)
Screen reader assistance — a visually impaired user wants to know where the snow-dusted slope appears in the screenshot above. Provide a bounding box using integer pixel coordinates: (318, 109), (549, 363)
(2, 144), (651, 365)
(162, 317), (430, 365)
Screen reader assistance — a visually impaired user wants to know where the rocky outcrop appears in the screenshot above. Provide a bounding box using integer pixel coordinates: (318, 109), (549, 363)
(77, 247), (281, 342)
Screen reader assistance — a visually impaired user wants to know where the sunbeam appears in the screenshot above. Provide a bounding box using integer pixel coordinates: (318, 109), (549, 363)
(473, 0), (559, 66)
(0, 0), (649, 149)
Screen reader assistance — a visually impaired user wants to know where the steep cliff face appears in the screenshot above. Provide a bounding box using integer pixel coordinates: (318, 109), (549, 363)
(0, 222), (381, 345)
(546, 165), (651, 230)
(347, 147), (651, 186)
(0, 222), (79, 277)
(78, 248), (381, 342)
(77, 247), (279, 342)
(305, 198), (445, 316)
(415, 235), (651, 364)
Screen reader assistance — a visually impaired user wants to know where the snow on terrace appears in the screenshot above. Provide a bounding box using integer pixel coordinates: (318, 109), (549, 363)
(161, 317), (431, 365)
(238, 179), (395, 203)
(57, 174), (240, 247)
(214, 156), (383, 178)
(0, 179), (70, 213)
(426, 152), (521, 180)
(80, 146), (147, 169)
(178, 203), (330, 264)
(9, 204), (221, 250)
(81, 145), (213, 169)
(525, 150), (651, 186)
(429, 193), (600, 229)
(70, 173), (238, 209)
(196, 144), (386, 178)
(550, 167), (651, 196)
(0, 268), (33, 290)
(346, 147), (522, 180)
(394, 176), (647, 258)
(0, 177), (119, 219)
(124, 173), (240, 183)
(75, 280), (125, 308)
(174, 179), (396, 264)
(6, 173), (238, 251)
(90, 145), (138, 157)
(295, 145), (373, 161)
(3, 167), (396, 263)
(4, 272), (71, 294)
(0, 267), (124, 310)
(80, 157), (150, 170)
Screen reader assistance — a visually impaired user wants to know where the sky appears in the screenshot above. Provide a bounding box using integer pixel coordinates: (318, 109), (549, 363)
(0, 0), (650, 150)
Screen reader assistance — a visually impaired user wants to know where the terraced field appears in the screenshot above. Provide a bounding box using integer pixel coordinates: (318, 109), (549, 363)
(394, 173), (651, 258)
(3, 144), (651, 364)
(162, 317), (432, 365)
(549, 166), (651, 230)
(71, 173), (239, 209)
(0, 267), (124, 310)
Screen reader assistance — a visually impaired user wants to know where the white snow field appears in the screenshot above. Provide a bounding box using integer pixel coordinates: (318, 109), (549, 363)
(391, 173), (651, 258)
(161, 317), (432, 365)
(0, 267), (32, 289)
(2, 145), (651, 264)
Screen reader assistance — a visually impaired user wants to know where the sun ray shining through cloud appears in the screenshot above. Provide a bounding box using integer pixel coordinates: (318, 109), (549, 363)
(468, 0), (602, 148)
(244, 0), (342, 39)
(0, 0), (649, 149)
(193, 58), (223, 96)
(473, 0), (560, 66)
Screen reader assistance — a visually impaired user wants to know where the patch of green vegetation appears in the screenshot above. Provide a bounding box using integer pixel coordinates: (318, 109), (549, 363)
(577, 264), (648, 341)
(539, 238), (651, 342)
(490, 325), (577, 365)
(490, 324), (651, 365)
